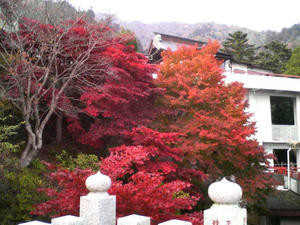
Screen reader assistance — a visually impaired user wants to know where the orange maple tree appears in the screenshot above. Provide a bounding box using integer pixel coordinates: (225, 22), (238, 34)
(156, 41), (274, 207)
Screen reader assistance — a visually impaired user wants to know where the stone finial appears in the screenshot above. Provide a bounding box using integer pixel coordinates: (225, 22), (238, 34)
(85, 171), (111, 196)
(208, 177), (242, 204)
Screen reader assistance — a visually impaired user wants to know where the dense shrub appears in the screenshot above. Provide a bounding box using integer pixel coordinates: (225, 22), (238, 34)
(0, 160), (50, 224)
(0, 150), (99, 224)
(0, 105), (47, 224)
(55, 150), (99, 171)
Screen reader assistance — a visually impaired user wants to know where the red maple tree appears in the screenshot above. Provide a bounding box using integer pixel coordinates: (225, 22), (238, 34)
(156, 41), (273, 206)
(33, 127), (204, 225)
(67, 43), (161, 150)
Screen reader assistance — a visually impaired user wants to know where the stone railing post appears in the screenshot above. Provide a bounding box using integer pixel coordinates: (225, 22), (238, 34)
(204, 178), (247, 225)
(80, 171), (116, 225)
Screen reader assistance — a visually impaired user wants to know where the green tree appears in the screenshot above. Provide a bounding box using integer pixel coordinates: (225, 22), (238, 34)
(284, 45), (300, 75)
(222, 31), (257, 62)
(120, 27), (143, 52)
(256, 40), (292, 74)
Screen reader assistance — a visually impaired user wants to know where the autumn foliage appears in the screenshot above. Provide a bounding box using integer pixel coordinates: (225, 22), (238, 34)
(32, 38), (273, 222)
(32, 165), (91, 218)
(156, 41), (273, 206)
(34, 127), (204, 225)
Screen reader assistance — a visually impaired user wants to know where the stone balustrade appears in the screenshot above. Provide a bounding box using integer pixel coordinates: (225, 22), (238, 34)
(19, 172), (247, 225)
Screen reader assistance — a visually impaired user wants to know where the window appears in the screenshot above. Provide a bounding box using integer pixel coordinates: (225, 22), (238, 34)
(270, 96), (295, 125)
(273, 149), (296, 167)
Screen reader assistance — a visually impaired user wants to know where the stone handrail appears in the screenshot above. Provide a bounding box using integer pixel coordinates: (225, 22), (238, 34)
(19, 172), (246, 225)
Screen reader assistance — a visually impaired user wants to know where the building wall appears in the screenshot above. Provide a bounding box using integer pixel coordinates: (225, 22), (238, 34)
(223, 60), (300, 168)
(247, 90), (300, 143)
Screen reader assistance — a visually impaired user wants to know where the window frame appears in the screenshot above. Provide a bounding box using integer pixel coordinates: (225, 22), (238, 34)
(270, 96), (296, 125)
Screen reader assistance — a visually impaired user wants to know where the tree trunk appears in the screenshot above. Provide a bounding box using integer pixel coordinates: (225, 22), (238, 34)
(19, 147), (39, 168)
(19, 132), (43, 168)
(56, 114), (63, 143)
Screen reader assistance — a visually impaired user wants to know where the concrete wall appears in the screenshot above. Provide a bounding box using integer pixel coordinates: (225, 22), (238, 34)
(247, 90), (272, 143)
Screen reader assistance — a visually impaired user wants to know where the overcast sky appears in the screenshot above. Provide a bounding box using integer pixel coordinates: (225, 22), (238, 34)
(69, 0), (300, 31)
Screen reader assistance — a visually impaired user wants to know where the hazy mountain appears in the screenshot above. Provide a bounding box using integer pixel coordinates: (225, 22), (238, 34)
(265, 24), (300, 49)
(118, 21), (269, 52)
(95, 14), (300, 53)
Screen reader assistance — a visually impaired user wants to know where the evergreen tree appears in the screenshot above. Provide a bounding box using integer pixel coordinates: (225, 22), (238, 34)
(256, 40), (291, 74)
(222, 31), (257, 62)
(284, 45), (300, 75)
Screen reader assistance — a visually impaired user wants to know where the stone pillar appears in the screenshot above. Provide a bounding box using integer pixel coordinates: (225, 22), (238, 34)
(204, 178), (247, 225)
(80, 171), (116, 225)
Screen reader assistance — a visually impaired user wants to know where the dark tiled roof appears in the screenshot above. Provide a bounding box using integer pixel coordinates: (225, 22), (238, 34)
(267, 190), (300, 210)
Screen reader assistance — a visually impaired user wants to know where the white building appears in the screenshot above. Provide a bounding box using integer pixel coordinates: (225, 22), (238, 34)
(223, 60), (300, 169)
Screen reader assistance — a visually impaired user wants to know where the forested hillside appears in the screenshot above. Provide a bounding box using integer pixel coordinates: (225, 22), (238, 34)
(114, 19), (300, 53)
(265, 24), (300, 49)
